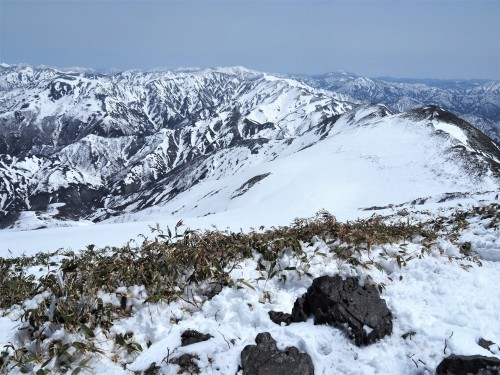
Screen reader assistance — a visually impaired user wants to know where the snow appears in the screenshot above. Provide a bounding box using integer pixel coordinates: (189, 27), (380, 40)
(2, 200), (498, 374)
(432, 121), (470, 147)
(1, 107), (498, 254)
(123, 205), (498, 374)
(97, 110), (497, 232)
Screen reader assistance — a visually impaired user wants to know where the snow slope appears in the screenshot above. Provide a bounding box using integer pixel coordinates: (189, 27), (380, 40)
(96, 104), (499, 242)
(0, 64), (351, 228)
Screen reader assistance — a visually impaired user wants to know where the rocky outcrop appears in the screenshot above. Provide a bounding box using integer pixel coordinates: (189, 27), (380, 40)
(270, 275), (393, 346)
(240, 332), (314, 375)
(436, 354), (500, 375)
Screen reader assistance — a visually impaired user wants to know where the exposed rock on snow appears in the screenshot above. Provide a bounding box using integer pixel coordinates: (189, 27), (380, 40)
(478, 338), (499, 355)
(435, 354), (500, 375)
(290, 275), (393, 346)
(268, 310), (293, 326)
(142, 362), (161, 375)
(240, 332), (314, 375)
(180, 329), (213, 347)
(169, 353), (201, 374)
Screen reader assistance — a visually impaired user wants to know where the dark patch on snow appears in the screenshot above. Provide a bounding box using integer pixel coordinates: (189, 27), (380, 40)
(138, 362), (161, 375)
(478, 338), (499, 354)
(180, 330), (213, 347)
(241, 118), (275, 138)
(360, 191), (497, 212)
(268, 311), (293, 326)
(231, 173), (271, 199)
(401, 331), (417, 340)
(436, 354), (500, 375)
(240, 332), (314, 375)
(169, 353), (200, 374)
(315, 114), (341, 139)
(47, 80), (74, 101)
(0, 212), (21, 230)
(298, 142), (317, 152)
(437, 192), (470, 203)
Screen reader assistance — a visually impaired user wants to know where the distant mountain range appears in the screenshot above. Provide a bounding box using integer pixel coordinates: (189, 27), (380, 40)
(287, 71), (500, 143)
(0, 64), (499, 229)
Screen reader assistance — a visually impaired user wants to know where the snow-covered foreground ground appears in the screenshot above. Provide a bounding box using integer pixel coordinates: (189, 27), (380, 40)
(0, 198), (499, 374)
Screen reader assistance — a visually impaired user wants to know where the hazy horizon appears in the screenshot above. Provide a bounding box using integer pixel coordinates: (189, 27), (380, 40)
(1, 0), (499, 80)
(1, 61), (498, 82)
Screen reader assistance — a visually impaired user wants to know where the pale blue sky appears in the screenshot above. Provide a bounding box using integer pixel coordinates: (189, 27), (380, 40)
(1, 0), (499, 79)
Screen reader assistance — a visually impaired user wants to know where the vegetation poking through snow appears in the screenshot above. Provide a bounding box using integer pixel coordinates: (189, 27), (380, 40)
(0, 204), (497, 373)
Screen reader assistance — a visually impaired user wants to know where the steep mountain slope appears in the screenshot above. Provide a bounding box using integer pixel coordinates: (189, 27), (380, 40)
(0, 64), (499, 230)
(290, 71), (500, 142)
(0, 64), (350, 228)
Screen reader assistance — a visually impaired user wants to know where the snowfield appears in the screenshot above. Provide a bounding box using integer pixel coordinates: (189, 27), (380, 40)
(0, 196), (499, 374)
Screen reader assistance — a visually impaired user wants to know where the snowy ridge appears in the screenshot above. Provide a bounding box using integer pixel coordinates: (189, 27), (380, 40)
(101, 104), (499, 229)
(288, 71), (500, 142)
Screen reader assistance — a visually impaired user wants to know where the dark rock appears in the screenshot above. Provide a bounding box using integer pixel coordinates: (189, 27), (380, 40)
(479, 338), (498, 354)
(240, 332), (314, 375)
(291, 296), (309, 323)
(436, 354), (500, 375)
(143, 362), (161, 375)
(180, 330), (213, 346)
(402, 331), (417, 340)
(169, 353), (200, 374)
(268, 311), (293, 326)
(204, 282), (223, 299)
(291, 275), (392, 346)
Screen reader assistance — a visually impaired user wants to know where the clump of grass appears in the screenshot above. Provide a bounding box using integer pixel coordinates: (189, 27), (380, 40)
(0, 205), (496, 373)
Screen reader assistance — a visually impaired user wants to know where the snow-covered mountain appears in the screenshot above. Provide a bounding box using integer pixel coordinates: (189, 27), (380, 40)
(289, 71), (500, 143)
(0, 64), (499, 230)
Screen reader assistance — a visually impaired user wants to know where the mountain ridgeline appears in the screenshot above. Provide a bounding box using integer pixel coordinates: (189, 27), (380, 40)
(0, 64), (499, 229)
(289, 71), (500, 143)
